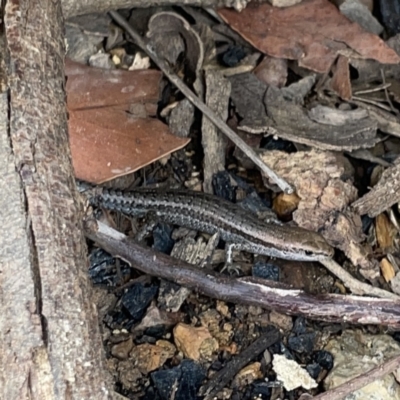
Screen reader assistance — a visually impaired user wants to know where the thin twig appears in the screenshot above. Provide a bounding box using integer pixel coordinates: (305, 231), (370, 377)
(352, 95), (393, 112)
(354, 83), (391, 95)
(108, 10), (294, 194)
(380, 68), (398, 115)
(320, 257), (399, 300)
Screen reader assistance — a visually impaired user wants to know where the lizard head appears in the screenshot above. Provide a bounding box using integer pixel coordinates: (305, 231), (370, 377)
(286, 227), (334, 261)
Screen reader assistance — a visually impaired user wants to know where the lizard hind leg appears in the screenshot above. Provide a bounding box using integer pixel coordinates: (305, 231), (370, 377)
(220, 243), (244, 275)
(134, 213), (158, 242)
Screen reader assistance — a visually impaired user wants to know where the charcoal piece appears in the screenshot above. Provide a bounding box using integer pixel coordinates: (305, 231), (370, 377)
(153, 223), (175, 254)
(261, 136), (296, 152)
(151, 359), (206, 400)
(144, 325), (170, 339)
(209, 359), (224, 371)
(228, 173), (255, 192)
(306, 362), (322, 379)
(107, 308), (135, 331)
(221, 45), (246, 67)
(250, 381), (271, 400)
(379, 0), (400, 35)
(228, 73), (270, 127)
(121, 283), (158, 322)
(171, 150), (192, 182)
(238, 191), (273, 215)
(89, 248), (114, 266)
(312, 350), (334, 371)
(268, 342), (294, 360)
(292, 317), (307, 334)
(140, 386), (162, 400)
(393, 332), (400, 343)
(212, 170), (236, 202)
(88, 248), (130, 285)
(288, 332), (316, 354)
(361, 215), (373, 234)
(135, 334), (157, 345)
(252, 262), (280, 281)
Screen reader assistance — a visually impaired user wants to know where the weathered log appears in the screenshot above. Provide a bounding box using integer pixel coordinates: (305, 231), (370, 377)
(0, 1), (111, 398)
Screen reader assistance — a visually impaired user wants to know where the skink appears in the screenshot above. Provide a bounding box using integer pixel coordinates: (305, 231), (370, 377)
(92, 188), (334, 263)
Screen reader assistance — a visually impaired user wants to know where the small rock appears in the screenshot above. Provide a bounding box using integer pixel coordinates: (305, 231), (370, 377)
(199, 309), (222, 335)
(156, 339), (177, 355)
(216, 300), (231, 318)
(130, 342), (175, 374)
(151, 359), (206, 400)
(269, 311), (293, 331)
(324, 330), (400, 399)
(89, 53), (115, 69)
(233, 362), (263, 388)
(272, 354), (318, 391)
(111, 337), (133, 360)
(340, 0), (383, 35)
(248, 305), (264, 316)
(117, 360), (143, 391)
(173, 323), (219, 361)
(288, 332), (317, 354)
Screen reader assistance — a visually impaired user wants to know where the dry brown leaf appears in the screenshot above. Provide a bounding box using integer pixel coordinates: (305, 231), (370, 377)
(66, 58), (160, 110)
(331, 55), (352, 100)
(218, 0), (400, 73)
(66, 59), (189, 183)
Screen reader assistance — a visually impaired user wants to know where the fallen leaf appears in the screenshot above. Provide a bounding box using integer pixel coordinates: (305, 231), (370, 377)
(218, 0), (400, 73)
(331, 55), (352, 100)
(66, 59), (190, 183)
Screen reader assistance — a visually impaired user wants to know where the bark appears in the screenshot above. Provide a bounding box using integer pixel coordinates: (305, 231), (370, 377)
(0, 1), (111, 398)
(62, 0), (249, 19)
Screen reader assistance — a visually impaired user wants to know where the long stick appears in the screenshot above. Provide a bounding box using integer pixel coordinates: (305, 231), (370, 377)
(109, 10), (294, 194)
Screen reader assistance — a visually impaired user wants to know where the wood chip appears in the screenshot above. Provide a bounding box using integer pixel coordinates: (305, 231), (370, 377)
(229, 75), (379, 151)
(352, 161), (400, 217)
(375, 213), (395, 250)
(272, 192), (300, 219)
(202, 71), (230, 193)
(380, 258), (396, 282)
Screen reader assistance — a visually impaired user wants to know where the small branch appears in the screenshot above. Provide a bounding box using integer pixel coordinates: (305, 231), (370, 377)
(108, 10), (294, 195)
(352, 95), (393, 112)
(320, 257), (399, 300)
(200, 326), (281, 399)
(380, 68), (398, 115)
(85, 220), (400, 328)
(353, 83), (391, 95)
(300, 353), (400, 400)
